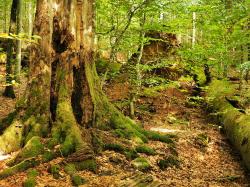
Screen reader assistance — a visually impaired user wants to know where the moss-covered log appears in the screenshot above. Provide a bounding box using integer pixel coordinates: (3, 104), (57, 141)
(207, 80), (250, 170)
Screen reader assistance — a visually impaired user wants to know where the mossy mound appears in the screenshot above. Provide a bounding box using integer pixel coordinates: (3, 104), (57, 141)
(132, 157), (152, 171)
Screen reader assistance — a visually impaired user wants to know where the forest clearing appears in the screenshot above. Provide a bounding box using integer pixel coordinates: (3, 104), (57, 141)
(0, 0), (250, 186)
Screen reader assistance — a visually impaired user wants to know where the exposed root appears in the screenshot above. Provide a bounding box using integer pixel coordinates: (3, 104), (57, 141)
(0, 158), (40, 179)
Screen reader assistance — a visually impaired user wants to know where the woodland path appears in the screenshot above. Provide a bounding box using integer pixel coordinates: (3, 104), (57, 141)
(0, 64), (249, 186)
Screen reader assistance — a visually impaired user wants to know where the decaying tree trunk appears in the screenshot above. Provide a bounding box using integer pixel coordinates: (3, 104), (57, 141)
(0, 0), (169, 178)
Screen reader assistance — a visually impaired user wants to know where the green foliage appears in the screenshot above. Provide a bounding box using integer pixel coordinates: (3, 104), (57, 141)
(96, 59), (122, 80)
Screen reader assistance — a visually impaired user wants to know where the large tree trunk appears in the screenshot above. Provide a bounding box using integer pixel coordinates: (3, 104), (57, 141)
(0, 0), (165, 177)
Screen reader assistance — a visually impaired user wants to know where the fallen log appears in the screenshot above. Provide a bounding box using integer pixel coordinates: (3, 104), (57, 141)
(207, 80), (250, 171)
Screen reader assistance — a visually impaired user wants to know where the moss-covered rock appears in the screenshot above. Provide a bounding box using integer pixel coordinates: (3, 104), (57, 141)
(132, 157), (151, 171)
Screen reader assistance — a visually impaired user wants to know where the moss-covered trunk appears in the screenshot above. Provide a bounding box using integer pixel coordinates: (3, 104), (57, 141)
(207, 80), (250, 171)
(0, 0), (153, 167)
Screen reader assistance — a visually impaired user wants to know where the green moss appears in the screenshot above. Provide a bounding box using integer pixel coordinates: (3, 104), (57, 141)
(23, 116), (44, 143)
(8, 136), (44, 166)
(23, 169), (39, 187)
(132, 157), (151, 171)
(0, 158), (39, 179)
(92, 133), (104, 153)
(61, 134), (76, 156)
(207, 80), (235, 99)
(47, 138), (59, 149)
(193, 66), (206, 86)
(52, 101), (86, 157)
(104, 143), (125, 153)
(104, 143), (138, 160)
(48, 164), (61, 179)
(27, 169), (39, 178)
(109, 114), (148, 143)
(114, 129), (132, 139)
(23, 178), (36, 187)
(0, 111), (17, 132)
(71, 175), (86, 186)
(158, 155), (180, 170)
(0, 120), (23, 154)
(142, 130), (176, 144)
(124, 149), (139, 160)
(135, 145), (156, 155)
(74, 159), (97, 172)
(64, 164), (77, 175)
(42, 151), (55, 162)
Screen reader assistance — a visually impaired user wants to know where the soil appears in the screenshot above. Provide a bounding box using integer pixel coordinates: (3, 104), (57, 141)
(0, 65), (249, 186)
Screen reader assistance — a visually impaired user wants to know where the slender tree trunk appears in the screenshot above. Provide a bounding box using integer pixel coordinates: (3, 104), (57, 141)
(192, 12), (196, 48)
(223, 0), (233, 77)
(4, 0), (8, 33)
(15, 0), (22, 84)
(3, 0), (18, 98)
(28, 2), (33, 39)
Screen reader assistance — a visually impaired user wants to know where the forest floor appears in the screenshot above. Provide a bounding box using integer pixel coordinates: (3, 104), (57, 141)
(0, 64), (250, 186)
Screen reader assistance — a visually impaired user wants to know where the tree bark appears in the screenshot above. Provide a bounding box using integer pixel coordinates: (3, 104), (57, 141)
(0, 0), (155, 169)
(15, 0), (22, 84)
(3, 0), (18, 98)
